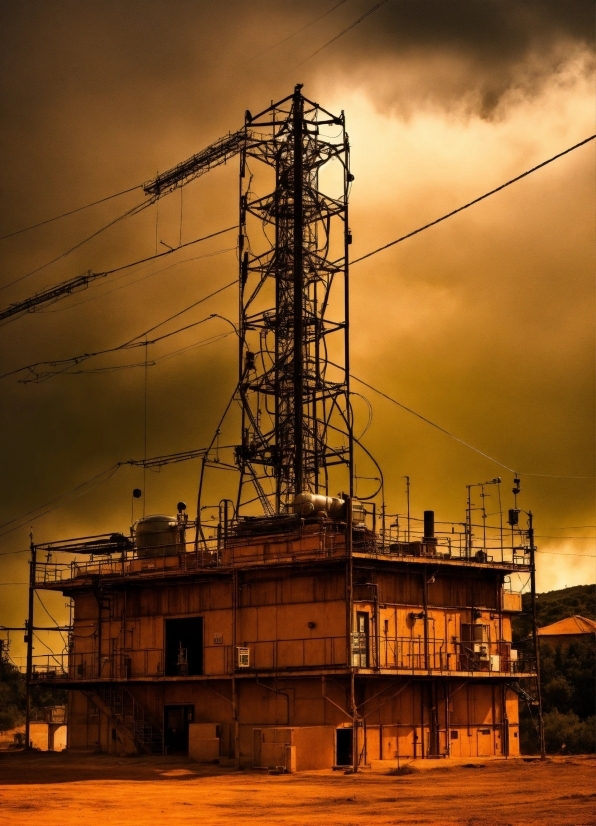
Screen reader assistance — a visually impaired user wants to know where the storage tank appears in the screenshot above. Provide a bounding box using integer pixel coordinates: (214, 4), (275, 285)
(133, 515), (181, 558)
(292, 493), (365, 525)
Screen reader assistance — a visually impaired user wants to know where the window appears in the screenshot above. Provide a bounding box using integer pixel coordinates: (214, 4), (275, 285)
(461, 623), (488, 643)
(165, 617), (203, 676)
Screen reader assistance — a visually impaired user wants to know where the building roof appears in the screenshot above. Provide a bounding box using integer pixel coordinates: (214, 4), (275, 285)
(537, 615), (596, 636)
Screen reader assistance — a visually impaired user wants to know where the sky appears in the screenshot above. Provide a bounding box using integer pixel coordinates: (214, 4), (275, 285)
(0, 0), (594, 660)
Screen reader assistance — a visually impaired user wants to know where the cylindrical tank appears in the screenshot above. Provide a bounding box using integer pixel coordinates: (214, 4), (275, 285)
(292, 493), (344, 518)
(292, 493), (366, 525)
(133, 515), (180, 558)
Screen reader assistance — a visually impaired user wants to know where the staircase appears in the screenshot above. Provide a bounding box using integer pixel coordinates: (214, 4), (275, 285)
(85, 685), (164, 754)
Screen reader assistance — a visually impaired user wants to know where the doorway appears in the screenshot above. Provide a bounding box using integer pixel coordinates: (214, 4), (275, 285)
(165, 617), (203, 676)
(164, 704), (194, 754)
(336, 728), (353, 767)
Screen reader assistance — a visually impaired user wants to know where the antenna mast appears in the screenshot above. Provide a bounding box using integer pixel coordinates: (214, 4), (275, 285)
(235, 85), (353, 515)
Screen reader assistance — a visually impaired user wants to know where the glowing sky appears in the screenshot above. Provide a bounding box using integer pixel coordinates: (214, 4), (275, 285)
(0, 1), (594, 658)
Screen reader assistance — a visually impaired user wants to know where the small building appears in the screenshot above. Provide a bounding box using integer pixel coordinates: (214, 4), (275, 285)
(537, 616), (596, 649)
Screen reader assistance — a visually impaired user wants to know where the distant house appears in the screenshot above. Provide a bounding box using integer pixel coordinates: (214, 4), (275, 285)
(537, 616), (596, 649)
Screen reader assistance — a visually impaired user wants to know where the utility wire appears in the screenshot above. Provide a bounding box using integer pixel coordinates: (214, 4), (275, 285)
(0, 280), (236, 381)
(0, 184), (143, 242)
(0, 226), (236, 323)
(255, 0), (351, 57)
(294, 0), (391, 68)
(0, 464), (122, 540)
(348, 370), (595, 480)
(351, 134), (596, 266)
(0, 199), (150, 294)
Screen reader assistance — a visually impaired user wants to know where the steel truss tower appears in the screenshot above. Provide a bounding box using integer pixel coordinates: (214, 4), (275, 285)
(234, 85), (353, 516)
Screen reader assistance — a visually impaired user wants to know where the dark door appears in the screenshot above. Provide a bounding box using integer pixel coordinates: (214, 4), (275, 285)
(336, 728), (353, 767)
(164, 704), (194, 754)
(165, 617), (203, 676)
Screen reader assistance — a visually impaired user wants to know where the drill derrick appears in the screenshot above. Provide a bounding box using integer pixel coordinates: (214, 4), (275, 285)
(235, 85), (353, 516)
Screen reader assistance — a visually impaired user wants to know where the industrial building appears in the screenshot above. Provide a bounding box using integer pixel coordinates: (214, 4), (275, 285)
(26, 87), (538, 770)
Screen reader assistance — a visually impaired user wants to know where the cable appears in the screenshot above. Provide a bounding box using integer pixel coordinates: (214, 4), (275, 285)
(0, 465), (121, 539)
(293, 0), (390, 68)
(347, 369), (595, 480)
(0, 184), (143, 242)
(0, 280), (237, 382)
(255, 0), (351, 57)
(0, 199), (149, 294)
(0, 226), (237, 325)
(350, 134), (596, 266)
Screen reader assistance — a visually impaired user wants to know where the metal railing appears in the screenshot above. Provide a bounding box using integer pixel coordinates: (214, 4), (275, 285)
(30, 634), (535, 682)
(35, 521), (529, 587)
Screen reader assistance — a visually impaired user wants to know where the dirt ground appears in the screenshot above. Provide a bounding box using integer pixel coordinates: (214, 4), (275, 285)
(0, 752), (594, 826)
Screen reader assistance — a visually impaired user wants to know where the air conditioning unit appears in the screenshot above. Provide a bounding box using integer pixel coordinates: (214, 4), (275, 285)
(473, 643), (489, 660)
(236, 646), (250, 668)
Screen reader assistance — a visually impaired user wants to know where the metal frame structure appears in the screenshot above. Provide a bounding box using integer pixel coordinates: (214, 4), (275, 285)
(233, 85), (353, 515)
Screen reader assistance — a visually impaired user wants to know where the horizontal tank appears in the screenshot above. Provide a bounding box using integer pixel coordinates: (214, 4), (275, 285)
(292, 493), (365, 525)
(133, 515), (182, 558)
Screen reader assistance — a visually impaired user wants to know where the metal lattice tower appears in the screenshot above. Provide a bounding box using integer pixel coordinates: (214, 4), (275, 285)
(234, 85), (354, 516)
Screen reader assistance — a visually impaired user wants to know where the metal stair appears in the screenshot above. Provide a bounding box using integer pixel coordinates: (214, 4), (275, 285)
(85, 685), (164, 754)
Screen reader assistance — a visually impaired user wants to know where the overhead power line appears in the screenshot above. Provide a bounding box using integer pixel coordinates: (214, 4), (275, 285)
(0, 184), (143, 242)
(294, 0), (390, 68)
(348, 370), (595, 481)
(0, 226), (236, 323)
(351, 134), (596, 266)
(255, 0), (351, 58)
(0, 280), (236, 382)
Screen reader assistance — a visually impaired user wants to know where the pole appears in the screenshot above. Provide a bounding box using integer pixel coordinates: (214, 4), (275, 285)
(528, 512), (546, 759)
(404, 476), (410, 542)
(292, 84), (304, 496)
(25, 538), (36, 751)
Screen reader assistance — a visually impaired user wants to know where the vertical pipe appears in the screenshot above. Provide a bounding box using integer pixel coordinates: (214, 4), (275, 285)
(24, 540), (36, 750)
(292, 84), (304, 496)
(232, 569), (239, 767)
(422, 571), (429, 670)
(528, 512), (546, 759)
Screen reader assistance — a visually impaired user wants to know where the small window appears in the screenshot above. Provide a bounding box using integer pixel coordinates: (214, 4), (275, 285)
(450, 730), (459, 740)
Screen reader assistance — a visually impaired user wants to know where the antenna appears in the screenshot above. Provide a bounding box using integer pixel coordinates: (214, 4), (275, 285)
(234, 86), (353, 515)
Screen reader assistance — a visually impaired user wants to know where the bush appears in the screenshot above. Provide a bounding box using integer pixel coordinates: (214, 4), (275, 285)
(0, 710), (19, 731)
(543, 710), (595, 755)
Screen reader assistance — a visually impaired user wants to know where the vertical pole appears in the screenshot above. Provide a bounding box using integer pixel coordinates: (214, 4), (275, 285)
(25, 539), (36, 750)
(528, 512), (546, 759)
(404, 476), (410, 542)
(292, 84), (304, 496)
(343, 128), (353, 501)
(232, 569), (239, 767)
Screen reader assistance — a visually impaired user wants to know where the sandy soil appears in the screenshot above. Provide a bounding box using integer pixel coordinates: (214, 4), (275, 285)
(0, 753), (594, 826)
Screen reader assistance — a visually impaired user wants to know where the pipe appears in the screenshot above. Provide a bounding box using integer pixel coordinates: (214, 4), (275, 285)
(423, 510), (435, 539)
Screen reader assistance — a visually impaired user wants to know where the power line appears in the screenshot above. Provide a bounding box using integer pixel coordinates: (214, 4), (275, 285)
(0, 224), (236, 323)
(0, 280), (236, 382)
(350, 134), (596, 266)
(0, 199), (149, 294)
(0, 464), (121, 540)
(294, 0), (390, 68)
(348, 370), (595, 480)
(0, 184), (143, 242)
(38, 245), (236, 315)
(255, 0), (351, 57)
